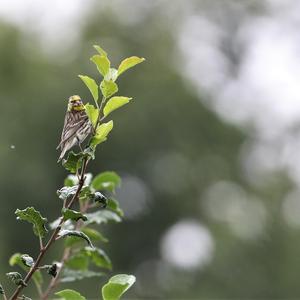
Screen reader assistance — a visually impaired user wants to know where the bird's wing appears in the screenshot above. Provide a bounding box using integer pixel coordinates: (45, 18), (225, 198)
(56, 111), (88, 149)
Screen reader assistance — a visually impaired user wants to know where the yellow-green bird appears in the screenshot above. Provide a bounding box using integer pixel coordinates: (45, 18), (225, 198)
(57, 95), (92, 162)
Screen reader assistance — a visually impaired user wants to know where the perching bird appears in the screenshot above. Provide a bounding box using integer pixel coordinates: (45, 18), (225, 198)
(57, 95), (92, 162)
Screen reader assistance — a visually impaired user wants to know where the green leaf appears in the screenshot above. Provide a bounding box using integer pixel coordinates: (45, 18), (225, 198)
(91, 55), (110, 77)
(66, 253), (89, 271)
(9, 253), (22, 266)
(102, 274), (136, 300)
(61, 269), (104, 283)
(78, 75), (99, 102)
(82, 146), (96, 160)
(58, 230), (93, 248)
(57, 186), (78, 201)
(118, 56), (145, 76)
(9, 253), (43, 287)
(64, 236), (82, 247)
(92, 171), (121, 192)
(64, 175), (77, 187)
(104, 68), (118, 82)
(34, 271), (44, 287)
(79, 186), (103, 203)
(62, 152), (83, 174)
(84, 247), (112, 270)
(64, 227), (108, 247)
(92, 192), (107, 207)
(6, 272), (27, 287)
(100, 80), (118, 99)
(55, 289), (86, 300)
(107, 198), (124, 217)
(90, 121), (113, 148)
(85, 210), (121, 225)
(85, 103), (99, 128)
(93, 44), (107, 57)
(58, 185), (93, 204)
(62, 208), (87, 222)
(81, 227), (108, 243)
(103, 97), (132, 117)
(15, 207), (48, 238)
(64, 173), (94, 187)
(20, 254), (34, 267)
(79, 186), (92, 203)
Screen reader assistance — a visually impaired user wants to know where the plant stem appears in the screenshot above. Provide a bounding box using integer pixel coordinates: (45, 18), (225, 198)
(99, 96), (106, 114)
(42, 177), (90, 299)
(39, 236), (43, 251)
(2, 289), (8, 300)
(9, 158), (89, 300)
(97, 97), (106, 126)
(41, 193), (90, 300)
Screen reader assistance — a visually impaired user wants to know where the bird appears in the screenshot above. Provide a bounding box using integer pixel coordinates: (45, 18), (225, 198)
(57, 95), (92, 162)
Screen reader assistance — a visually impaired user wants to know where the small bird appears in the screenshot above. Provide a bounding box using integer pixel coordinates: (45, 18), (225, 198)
(57, 95), (92, 162)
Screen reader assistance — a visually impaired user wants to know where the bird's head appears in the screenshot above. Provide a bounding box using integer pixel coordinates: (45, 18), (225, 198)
(68, 95), (85, 111)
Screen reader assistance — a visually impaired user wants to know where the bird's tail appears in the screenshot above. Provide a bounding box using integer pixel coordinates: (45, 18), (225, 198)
(57, 147), (67, 163)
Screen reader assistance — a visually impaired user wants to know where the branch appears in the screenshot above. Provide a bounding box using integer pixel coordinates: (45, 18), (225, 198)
(9, 159), (89, 300)
(41, 196), (90, 299)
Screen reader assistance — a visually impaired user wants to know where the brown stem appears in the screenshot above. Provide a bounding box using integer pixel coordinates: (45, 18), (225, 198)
(9, 158), (89, 300)
(67, 158), (88, 209)
(9, 231), (56, 300)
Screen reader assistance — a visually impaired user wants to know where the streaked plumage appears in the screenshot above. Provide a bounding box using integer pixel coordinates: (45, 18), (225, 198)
(57, 95), (92, 162)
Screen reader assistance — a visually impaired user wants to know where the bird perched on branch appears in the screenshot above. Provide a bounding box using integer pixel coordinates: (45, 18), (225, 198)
(57, 95), (92, 162)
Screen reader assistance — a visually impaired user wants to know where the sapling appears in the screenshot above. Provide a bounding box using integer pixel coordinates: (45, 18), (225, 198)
(2, 44), (144, 300)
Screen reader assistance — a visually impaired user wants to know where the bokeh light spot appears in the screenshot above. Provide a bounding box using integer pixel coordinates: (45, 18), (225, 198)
(160, 220), (214, 270)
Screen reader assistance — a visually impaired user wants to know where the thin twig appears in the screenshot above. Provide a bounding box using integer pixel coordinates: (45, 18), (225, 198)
(2, 289), (8, 300)
(99, 97), (106, 115)
(39, 236), (43, 251)
(97, 97), (106, 127)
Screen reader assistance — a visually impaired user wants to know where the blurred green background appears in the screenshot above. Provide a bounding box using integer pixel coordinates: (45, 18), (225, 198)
(1, 0), (300, 299)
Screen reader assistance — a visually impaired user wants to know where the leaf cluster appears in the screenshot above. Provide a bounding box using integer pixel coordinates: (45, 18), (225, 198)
(60, 45), (145, 174)
(7, 169), (133, 299)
